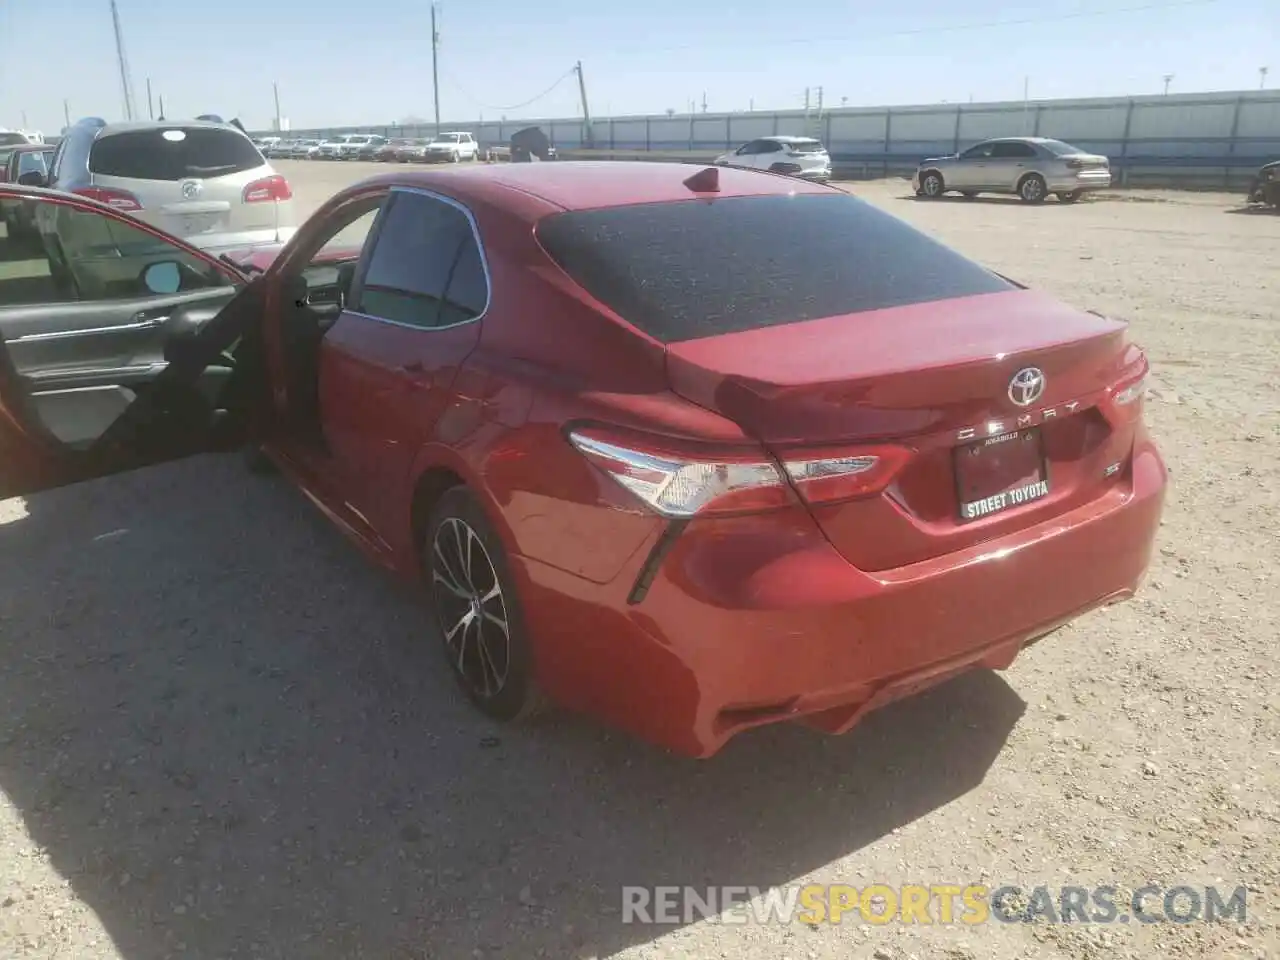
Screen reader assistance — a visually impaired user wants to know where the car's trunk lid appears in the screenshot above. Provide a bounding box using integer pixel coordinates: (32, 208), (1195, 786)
(666, 289), (1136, 570)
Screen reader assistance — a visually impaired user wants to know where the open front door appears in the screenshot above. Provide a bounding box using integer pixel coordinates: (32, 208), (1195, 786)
(0, 184), (268, 499)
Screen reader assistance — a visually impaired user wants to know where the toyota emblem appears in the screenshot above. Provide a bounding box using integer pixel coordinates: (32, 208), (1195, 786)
(181, 180), (202, 200)
(1008, 367), (1046, 407)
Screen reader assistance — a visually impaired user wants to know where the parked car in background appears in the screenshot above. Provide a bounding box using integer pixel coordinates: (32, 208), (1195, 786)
(267, 140), (299, 159)
(418, 132), (480, 163)
(0, 143), (56, 240)
(36, 117), (296, 254)
(290, 139), (322, 159)
(914, 137), (1112, 203)
(254, 136), (282, 153)
(316, 136), (357, 160)
(375, 138), (415, 162)
(394, 139), (431, 162)
(354, 136), (392, 161)
(336, 135), (384, 160)
(714, 136), (831, 182)
(0, 161), (1165, 757)
(0, 129), (45, 146)
(1245, 159), (1280, 208)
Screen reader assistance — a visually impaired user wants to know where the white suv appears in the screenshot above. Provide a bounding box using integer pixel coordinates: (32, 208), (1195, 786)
(421, 132), (480, 163)
(40, 118), (297, 254)
(714, 136), (832, 182)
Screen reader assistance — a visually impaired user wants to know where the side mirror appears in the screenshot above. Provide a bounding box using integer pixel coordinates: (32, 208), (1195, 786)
(16, 171), (47, 188)
(142, 261), (182, 295)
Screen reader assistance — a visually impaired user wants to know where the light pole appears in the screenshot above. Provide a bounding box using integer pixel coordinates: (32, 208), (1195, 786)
(1162, 74), (1174, 95)
(1261, 67), (1269, 90)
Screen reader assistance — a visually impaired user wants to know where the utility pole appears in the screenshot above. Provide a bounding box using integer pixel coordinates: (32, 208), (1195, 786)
(701, 91), (707, 113)
(803, 86), (811, 130)
(273, 81), (282, 131)
(1261, 66), (1269, 90)
(1022, 76), (1030, 133)
(109, 0), (136, 120)
(63, 100), (71, 129)
(158, 94), (165, 121)
(575, 60), (593, 147)
(146, 78), (154, 119)
(21, 111), (28, 128)
(1162, 73), (1174, 95)
(749, 98), (754, 111)
(431, 4), (441, 137)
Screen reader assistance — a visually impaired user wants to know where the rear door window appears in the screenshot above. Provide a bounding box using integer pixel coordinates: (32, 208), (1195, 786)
(89, 127), (264, 181)
(535, 194), (1013, 343)
(355, 191), (488, 328)
(992, 141), (1037, 159)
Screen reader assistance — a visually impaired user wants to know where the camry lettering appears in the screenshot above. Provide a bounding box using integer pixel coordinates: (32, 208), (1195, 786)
(956, 401), (1082, 442)
(962, 480), (1050, 520)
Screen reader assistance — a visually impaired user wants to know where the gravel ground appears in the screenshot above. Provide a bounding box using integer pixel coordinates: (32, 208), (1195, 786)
(1, 163), (1277, 960)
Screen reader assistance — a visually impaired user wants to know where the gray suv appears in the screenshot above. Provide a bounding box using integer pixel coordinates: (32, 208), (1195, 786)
(36, 117), (298, 252)
(913, 137), (1112, 203)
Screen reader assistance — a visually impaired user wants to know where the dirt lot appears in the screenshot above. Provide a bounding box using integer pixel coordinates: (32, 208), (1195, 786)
(2, 161), (1278, 960)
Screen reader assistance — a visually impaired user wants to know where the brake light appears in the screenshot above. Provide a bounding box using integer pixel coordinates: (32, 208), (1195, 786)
(242, 174), (292, 203)
(567, 427), (793, 517)
(1113, 374), (1147, 406)
(73, 186), (142, 211)
(781, 444), (913, 504)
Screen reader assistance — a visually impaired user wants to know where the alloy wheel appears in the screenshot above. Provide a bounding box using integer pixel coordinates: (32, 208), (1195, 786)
(431, 516), (511, 700)
(922, 173), (943, 197)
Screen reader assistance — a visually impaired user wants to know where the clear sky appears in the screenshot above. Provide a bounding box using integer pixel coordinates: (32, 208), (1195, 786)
(1, 0), (1274, 133)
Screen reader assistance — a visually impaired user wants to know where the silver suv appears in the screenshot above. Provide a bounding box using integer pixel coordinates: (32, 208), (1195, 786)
(40, 118), (298, 251)
(913, 137), (1111, 203)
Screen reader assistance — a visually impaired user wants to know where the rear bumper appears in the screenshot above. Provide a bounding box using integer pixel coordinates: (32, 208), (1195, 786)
(186, 224), (298, 253)
(514, 435), (1166, 757)
(1048, 171), (1112, 193)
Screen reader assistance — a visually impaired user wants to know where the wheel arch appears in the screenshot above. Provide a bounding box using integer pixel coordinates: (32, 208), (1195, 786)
(408, 443), (521, 565)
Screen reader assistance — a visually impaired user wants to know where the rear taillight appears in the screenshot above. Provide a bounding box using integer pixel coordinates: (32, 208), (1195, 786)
(73, 186), (142, 211)
(242, 174), (292, 203)
(1113, 374), (1147, 406)
(1065, 158), (1085, 170)
(567, 426), (911, 517)
(781, 445), (913, 505)
(568, 427), (793, 517)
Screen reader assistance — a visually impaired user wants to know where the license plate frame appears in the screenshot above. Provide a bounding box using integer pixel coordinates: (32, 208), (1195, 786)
(953, 427), (1050, 523)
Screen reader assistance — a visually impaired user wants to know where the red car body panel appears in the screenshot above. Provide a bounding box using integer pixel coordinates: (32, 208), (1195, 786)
(0, 167), (1168, 757)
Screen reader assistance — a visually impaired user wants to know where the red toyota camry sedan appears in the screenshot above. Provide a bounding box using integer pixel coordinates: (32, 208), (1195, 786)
(0, 163), (1166, 757)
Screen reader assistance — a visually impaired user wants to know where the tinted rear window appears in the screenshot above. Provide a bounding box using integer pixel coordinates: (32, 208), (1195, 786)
(535, 194), (1013, 343)
(787, 139), (825, 153)
(89, 127), (264, 180)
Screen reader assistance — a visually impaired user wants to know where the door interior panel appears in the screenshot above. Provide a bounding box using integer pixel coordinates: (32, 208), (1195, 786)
(0, 286), (238, 449)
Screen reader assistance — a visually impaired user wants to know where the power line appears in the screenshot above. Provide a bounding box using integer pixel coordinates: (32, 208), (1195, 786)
(440, 67), (577, 113)
(616, 0), (1221, 56)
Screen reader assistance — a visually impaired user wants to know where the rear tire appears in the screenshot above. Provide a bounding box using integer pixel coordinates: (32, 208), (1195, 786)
(422, 487), (544, 723)
(1019, 174), (1048, 203)
(919, 171), (945, 198)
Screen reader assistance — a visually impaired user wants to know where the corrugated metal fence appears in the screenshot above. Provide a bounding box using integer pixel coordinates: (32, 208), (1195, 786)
(261, 89), (1279, 187)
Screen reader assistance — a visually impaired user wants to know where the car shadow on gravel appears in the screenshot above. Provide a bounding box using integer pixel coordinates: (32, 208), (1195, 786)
(0, 454), (1024, 960)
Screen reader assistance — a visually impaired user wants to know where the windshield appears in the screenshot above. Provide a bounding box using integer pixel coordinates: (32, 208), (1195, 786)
(89, 127), (264, 180)
(1039, 139), (1088, 156)
(536, 194), (1012, 343)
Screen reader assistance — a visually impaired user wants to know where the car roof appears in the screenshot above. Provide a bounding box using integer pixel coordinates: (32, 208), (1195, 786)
(94, 119), (247, 136)
(348, 160), (835, 218)
(3, 143), (54, 152)
(762, 135), (822, 143)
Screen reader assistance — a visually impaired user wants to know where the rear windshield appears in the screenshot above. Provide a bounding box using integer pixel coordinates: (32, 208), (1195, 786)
(0, 133), (28, 147)
(535, 194), (1013, 343)
(90, 127), (264, 180)
(1039, 139), (1087, 156)
(786, 139), (825, 153)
